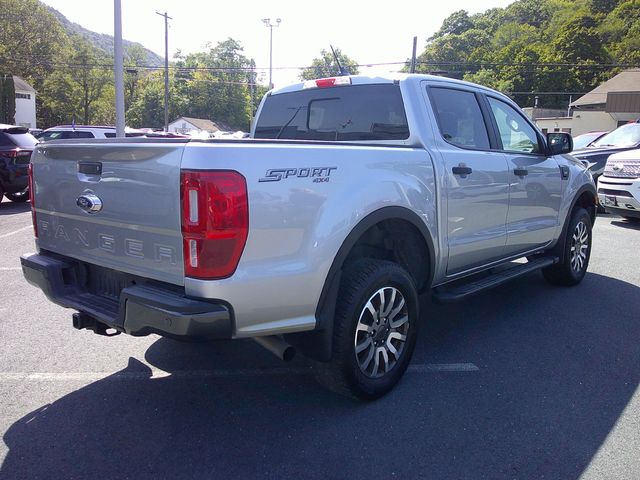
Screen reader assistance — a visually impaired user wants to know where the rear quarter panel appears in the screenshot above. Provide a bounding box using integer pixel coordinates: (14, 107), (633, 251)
(181, 141), (437, 337)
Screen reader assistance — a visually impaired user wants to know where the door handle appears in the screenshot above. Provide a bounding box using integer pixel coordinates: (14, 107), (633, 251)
(452, 165), (473, 176)
(514, 168), (528, 177)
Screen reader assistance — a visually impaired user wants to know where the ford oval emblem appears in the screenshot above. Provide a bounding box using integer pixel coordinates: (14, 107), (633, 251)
(76, 193), (103, 214)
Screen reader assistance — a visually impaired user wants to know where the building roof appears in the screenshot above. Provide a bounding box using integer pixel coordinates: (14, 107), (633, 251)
(171, 116), (233, 133)
(571, 69), (640, 107)
(12, 75), (36, 93)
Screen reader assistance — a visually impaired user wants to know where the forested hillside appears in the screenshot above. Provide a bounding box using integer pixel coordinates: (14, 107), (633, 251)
(415, 0), (640, 107)
(47, 6), (163, 67)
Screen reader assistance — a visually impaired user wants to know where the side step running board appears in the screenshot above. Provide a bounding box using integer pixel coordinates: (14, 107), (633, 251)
(433, 256), (558, 303)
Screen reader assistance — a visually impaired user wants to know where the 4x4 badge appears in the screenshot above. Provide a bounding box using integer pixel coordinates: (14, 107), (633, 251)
(76, 193), (103, 214)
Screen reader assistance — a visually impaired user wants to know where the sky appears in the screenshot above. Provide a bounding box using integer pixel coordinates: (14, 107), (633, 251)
(40, 0), (515, 87)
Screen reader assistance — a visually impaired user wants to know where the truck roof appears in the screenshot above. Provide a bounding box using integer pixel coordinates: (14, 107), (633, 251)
(270, 73), (509, 100)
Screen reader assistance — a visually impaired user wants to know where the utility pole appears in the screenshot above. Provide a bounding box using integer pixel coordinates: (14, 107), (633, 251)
(410, 36), (418, 74)
(114, 0), (125, 137)
(156, 11), (172, 131)
(262, 18), (281, 90)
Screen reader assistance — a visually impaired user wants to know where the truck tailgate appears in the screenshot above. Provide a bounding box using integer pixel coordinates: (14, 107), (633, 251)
(32, 140), (187, 286)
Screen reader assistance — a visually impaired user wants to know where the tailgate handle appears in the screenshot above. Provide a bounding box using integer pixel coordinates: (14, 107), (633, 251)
(78, 162), (102, 175)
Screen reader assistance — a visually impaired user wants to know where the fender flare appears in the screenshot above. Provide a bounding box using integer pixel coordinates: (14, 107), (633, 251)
(554, 183), (597, 259)
(285, 206), (436, 362)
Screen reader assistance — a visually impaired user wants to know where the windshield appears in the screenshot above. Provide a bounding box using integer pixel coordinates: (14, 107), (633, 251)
(592, 123), (640, 148)
(254, 84), (409, 141)
(38, 131), (65, 142)
(573, 132), (604, 149)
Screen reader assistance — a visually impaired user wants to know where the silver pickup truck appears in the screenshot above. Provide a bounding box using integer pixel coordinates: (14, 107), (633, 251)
(21, 74), (596, 399)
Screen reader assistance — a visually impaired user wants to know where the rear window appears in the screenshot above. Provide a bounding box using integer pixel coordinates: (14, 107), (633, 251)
(0, 130), (37, 148)
(254, 84), (410, 141)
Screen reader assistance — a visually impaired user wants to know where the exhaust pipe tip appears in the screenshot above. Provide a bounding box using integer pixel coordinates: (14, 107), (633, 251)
(253, 335), (296, 362)
(281, 345), (296, 362)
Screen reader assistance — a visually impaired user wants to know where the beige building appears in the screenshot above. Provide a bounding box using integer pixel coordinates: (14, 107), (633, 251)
(534, 69), (640, 136)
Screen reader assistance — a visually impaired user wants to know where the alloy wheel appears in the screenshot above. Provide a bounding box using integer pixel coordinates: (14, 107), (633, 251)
(570, 220), (589, 272)
(354, 286), (410, 378)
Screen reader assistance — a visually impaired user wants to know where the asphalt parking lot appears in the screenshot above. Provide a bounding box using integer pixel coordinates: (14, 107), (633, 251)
(1, 198), (639, 480)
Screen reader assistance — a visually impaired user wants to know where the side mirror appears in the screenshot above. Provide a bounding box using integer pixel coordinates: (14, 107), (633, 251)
(547, 132), (573, 155)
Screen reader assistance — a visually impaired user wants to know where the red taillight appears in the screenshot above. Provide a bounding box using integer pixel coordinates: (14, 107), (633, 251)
(181, 170), (248, 279)
(28, 163), (37, 237)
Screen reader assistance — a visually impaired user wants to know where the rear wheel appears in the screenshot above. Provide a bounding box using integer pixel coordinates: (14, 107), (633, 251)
(314, 259), (419, 400)
(5, 188), (29, 203)
(542, 207), (592, 286)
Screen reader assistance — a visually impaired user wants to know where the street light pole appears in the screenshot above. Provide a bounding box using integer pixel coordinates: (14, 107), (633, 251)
(156, 11), (172, 131)
(114, 0), (125, 137)
(262, 18), (281, 90)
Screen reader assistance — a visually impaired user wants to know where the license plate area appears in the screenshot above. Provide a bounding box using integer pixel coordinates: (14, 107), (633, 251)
(85, 264), (138, 301)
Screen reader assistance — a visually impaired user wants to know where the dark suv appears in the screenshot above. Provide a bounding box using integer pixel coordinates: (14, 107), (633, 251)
(0, 125), (37, 203)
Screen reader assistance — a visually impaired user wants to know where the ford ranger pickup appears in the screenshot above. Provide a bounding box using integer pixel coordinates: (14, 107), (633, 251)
(21, 74), (597, 399)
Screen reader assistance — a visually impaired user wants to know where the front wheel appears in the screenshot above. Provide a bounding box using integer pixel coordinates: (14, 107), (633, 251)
(542, 207), (592, 286)
(5, 188), (29, 203)
(314, 259), (419, 400)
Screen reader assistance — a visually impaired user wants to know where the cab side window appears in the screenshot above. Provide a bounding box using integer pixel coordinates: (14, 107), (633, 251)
(430, 87), (490, 150)
(487, 97), (541, 154)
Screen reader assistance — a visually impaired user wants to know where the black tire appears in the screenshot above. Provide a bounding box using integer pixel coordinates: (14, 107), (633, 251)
(5, 188), (29, 203)
(314, 259), (419, 400)
(542, 207), (592, 286)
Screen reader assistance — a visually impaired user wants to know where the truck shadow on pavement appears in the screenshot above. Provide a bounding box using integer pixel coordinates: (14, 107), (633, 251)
(610, 218), (640, 231)
(3, 272), (640, 479)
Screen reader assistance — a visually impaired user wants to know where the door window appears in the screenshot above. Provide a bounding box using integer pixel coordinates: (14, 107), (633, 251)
(487, 97), (541, 154)
(429, 87), (490, 149)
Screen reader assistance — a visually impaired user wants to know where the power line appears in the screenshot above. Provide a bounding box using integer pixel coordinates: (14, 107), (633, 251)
(3, 54), (640, 72)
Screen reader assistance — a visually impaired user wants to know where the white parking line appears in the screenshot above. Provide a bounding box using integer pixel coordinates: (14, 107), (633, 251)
(0, 225), (32, 239)
(0, 267), (21, 271)
(0, 363), (479, 382)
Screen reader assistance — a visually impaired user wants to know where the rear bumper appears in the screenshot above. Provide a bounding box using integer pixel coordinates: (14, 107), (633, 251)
(0, 165), (28, 192)
(21, 252), (233, 339)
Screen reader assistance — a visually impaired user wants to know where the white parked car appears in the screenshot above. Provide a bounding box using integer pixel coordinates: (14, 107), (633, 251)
(598, 149), (640, 220)
(37, 125), (145, 141)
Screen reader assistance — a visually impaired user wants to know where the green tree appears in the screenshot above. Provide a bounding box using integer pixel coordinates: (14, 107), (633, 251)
(0, 0), (68, 81)
(429, 10), (474, 40)
(505, 0), (553, 28)
(0, 74), (16, 124)
(124, 44), (148, 112)
(415, 29), (489, 79)
(174, 38), (256, 130)
(126, 70), (185, 128)
(66, 38), (113, 124)
(589, 0), (622, 14)
(299, 48), (360, 80)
